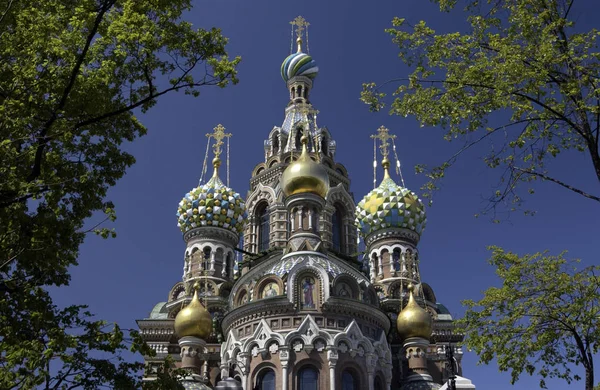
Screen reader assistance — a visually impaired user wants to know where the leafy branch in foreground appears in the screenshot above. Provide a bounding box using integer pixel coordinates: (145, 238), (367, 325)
(362, 0), (600, 217)
(458, 247), (600, 390)
(0, 0), (239, 387)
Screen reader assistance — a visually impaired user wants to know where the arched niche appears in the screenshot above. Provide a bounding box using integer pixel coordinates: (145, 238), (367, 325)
(253, 275), (284, 300)
(332, 275), (359, 300)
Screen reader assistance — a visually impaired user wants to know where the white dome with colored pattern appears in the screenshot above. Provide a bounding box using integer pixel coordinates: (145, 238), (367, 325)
(176, 174), (247, 235)
(281, 51), (318, 82)
(356, 175), (427, 237)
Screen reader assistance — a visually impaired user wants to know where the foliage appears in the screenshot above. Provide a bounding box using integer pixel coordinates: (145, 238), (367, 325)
(459, 247), (600, 389)
(362, 0), (600, 216)
(0, 0), (239, 388)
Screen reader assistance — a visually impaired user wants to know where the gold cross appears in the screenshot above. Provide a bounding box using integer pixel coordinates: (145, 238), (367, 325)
(290, 16), (310, 40)
(206, 124), (232, 160)
(370, 125), (396, 160)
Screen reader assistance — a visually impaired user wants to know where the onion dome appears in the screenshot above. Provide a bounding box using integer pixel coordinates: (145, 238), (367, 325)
(174, 282), (212, 339)
(281, 38), (319, 82)
(355, 159), (426, 237)
(281, 135), (329, 198)
(397, 284), (432, 341)
(176, 158), (247, 235)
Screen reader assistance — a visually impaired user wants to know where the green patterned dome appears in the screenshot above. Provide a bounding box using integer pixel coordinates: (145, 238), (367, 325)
(176, 174), (247, 235)
(356, 174), (426, 237)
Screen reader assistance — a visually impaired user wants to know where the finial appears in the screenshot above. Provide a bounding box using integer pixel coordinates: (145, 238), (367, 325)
(290, 16), (310, 53)
(192, 281), (201, 292)
(371, 126), (397, 179)
(206, 124), (231, 178)
(190, 281), (202, 304)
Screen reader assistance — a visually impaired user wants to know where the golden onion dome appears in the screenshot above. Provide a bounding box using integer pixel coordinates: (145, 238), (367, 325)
(174, 282), (212, 339)
(281, 135), (329, 198)
(396, 284), (432, 341)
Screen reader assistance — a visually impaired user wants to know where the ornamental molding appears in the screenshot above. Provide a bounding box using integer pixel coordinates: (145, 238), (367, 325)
(221, 297), (295, 332)
(322, 297), (391, 333)
(246, 183), (278, 213)
(365, 227), (420, 247)
(183, 226), (240, 246)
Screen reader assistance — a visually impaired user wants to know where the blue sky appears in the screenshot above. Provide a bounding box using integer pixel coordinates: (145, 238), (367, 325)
(51, 1), (600, 389)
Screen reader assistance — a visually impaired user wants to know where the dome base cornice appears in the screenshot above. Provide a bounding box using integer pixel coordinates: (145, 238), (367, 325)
(184, 226), (240, 246)
(365, 227), (420, 247)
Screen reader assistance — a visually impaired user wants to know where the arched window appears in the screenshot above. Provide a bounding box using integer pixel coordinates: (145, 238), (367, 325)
(256, 369), (275, 390)
(272, 133), (279, 154)
(321, 136), (328, 155)
(374, 376), (384, 390)
(295, 127), (303, 150)
(342, 369), (358, 390)
(203, 247), (211, 271)
(298, 366), (319, 390)
(331, 206), (344, 253)
(393, 248), (401, 272)
(257, 203), (270, 252)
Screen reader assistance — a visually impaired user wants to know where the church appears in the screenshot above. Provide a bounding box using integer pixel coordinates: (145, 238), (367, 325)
(137, 17), (476, 390)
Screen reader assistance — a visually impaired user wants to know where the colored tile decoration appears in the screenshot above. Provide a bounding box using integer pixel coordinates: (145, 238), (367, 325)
(281, 52), (318, 81)
(355, 176), (427, 237)
(176, 176), (247, 235)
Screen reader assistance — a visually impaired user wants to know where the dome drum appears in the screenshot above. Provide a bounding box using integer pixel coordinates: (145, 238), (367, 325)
(183, 225), (241, 247)
(284, 191), (326, 209)
(286, 75), (313, 90)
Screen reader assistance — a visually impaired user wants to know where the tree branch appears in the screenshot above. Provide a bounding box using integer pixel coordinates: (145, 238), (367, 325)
(27, 0), (116, 183)
(511, 165), (600, 202)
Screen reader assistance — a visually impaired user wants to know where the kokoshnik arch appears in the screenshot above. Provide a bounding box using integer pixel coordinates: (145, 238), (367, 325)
(137, 16), (476, 390)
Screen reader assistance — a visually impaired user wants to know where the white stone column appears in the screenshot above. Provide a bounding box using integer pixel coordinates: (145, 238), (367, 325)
(280, 348), (290, 390)
(238, 352), (250, 390)
(327, 348), (339, 390)
(290, 212), (295, 233)
(210, 252), (216, 272)
(297, 207), (303, 230)
(366, 352), (376, 390)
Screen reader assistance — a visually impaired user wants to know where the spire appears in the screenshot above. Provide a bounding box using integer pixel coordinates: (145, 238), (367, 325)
(370, 125), (397, 181)
(206, 124), (232, 179)
(290, 15), (310, 54)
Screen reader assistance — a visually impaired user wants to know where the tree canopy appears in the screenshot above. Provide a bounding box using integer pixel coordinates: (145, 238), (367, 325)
(362, 0), (600, 216)
(460, 247), (600, 390)
(0, 0), (239, 388)
(362, 1), (600, 388)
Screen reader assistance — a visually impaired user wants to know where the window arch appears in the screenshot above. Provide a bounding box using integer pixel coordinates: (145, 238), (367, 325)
(295, 127), (303, 150)
(272, 133), (279, 154)
(374, 375), (384, 390)
(298, 366), (319, 390)
(341, 369), (359, 390)
(331, 206), (344, 253)
(392, 248), (401, 272)
(257, 203), (270, 252)
(256, 369), (275, 390)
(321, 136), (328, 155)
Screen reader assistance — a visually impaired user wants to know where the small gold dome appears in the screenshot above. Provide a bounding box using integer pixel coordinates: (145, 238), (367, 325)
(174, 283), (212, 339)
(396, 284), (432, 341)
(281, 135), (329, 198)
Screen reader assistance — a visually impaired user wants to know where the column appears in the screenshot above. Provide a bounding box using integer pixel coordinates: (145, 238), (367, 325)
(327, 348), (339, 390)
(366, 352), (376, 390)
(238, 352), (250, 390)
(280, 347), (290, 390)
(210, 252), (216, 272)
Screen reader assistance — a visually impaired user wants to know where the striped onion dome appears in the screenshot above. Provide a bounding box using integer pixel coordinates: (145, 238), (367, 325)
(281, 51), (318, 82)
